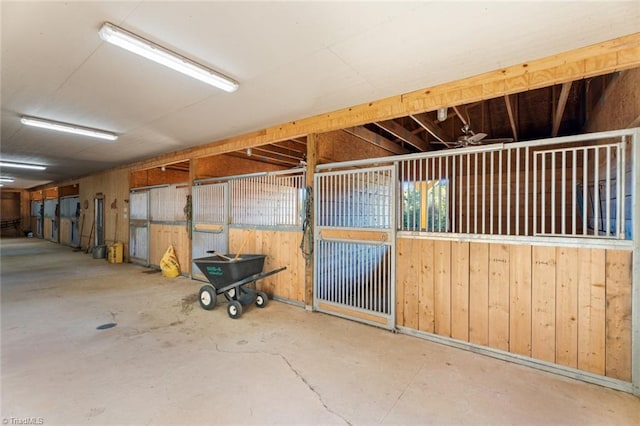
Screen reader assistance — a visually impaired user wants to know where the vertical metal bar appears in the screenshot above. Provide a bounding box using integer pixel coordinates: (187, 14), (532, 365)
(562, 150), (566, 235)
(542, 153), (546, 234)
(474, 152), (478, 234)
(606, 146), (612, 237)
(467, 154), (471, 234)
(452, 156), (456, 233)
(482, 151), (487, 234)
(572, 150), (577, 236)
(583, 149), (588, 235)
(420, 158), (424, 231)
(533, 152), (537, 235)
(400, 161), (405, 230)
(491, 151), (495, 234)
(594, 148), (600, 236)
(498, 150), (503, 235)
(459, 155), (463, 233)
(630, 129), (640, 396)
(516, 147), (520, 235)
(445, 156), (450, 232)
(551, 152), (556, 234)
(619, 137), (626, 238)
(438, 156), (443, 232)
(507, 148), (512, 235)
(525, 147), (530, 236)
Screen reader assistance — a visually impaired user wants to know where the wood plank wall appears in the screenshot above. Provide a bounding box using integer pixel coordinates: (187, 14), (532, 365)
(396, 237), (632, 382)
(230, 228), (305, 304)
(149, 224), (190, 274)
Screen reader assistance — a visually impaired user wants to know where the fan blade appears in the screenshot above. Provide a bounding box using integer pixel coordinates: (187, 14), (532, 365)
(466, 133), (487, 145)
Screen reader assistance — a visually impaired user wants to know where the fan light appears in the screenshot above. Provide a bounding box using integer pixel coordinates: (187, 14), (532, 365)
(99, 22), (239, 93)
(21, 116), (117, 141)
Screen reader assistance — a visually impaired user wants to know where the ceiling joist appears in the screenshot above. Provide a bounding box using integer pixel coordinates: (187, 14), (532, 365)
(504, 94), (519, 142)
(552, 82), (573, 137)
(409, 114), (447, 144)
(342, 127), (409, 155)
(374, 120), (429, 151)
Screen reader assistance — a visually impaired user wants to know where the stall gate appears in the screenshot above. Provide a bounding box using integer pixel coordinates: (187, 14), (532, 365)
(59, 196), (80, 247)
(44, 198), (58, 242)
(31, 200), (43, 238)
(129, 190), (149, 265)
(191, 182), (228, 281)
(314, 165), (396, 329)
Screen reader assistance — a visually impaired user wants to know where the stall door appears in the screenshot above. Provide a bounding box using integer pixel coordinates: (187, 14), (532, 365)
(129, 190), (149, 265)
(44, 198), (58, 242)
(191, 182), (228, 281)
(59, 196), (79, 246)
(31, 200), (43, 238)
(314, 166), (396, 329)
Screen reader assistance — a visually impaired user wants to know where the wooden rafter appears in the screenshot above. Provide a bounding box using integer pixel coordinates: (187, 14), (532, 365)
(342, 127), (409, 155)
(552, 82), (572, 137)
(374, 120), (429, 151)
(409, 113), (447, 144)
(504, 94), (519, 142)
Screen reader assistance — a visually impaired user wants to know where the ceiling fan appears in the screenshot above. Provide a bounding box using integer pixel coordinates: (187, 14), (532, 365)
(438, 123), (514, 148)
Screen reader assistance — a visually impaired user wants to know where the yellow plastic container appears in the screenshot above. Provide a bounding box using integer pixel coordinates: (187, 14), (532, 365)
(108, 242), (123, 264)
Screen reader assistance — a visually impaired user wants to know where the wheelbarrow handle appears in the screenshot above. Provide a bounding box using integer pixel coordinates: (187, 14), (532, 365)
(205, 250), (233, 261)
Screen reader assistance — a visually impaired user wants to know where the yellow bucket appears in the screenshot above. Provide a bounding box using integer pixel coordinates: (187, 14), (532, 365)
(108, 242), (123, 264)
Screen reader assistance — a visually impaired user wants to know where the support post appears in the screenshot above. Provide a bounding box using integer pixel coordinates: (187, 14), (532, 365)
(305, 133), (318, 309)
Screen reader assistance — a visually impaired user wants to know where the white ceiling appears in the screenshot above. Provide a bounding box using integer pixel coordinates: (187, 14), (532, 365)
(1, 1), (639, 189)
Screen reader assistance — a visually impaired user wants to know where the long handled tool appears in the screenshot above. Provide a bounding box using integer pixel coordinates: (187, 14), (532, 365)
(85, 218), (95, 253)
(233, 231), (251, 261)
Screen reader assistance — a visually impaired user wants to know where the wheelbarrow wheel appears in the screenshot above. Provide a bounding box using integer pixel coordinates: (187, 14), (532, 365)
(199, 285), (217, 310)
(227, 300), (243, 319)
(255, 291), (268, 308)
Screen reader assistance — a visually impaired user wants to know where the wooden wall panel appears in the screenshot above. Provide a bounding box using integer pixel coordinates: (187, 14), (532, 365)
(531, 246), (557, 363)
(488, 243), (510, 350)
(396, 238), (408, 327)
(418, 239), (435, 333)
(469, 242), (489, 346)
(555, 247), (579, 368)
(605, 250), (632, 381)
(396, 237), (632, 382)
(450, 241), (470, 341)
(434, 240), (452, 337)
(577, 248), (606, 375)
(59, 219), (72, 246)
(229, 228), (305, 304)
(402, 238), (419, 329)
(149, 224), (190, 275)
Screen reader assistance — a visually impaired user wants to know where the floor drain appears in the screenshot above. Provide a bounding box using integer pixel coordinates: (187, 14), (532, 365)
(96, 322), (117, 330)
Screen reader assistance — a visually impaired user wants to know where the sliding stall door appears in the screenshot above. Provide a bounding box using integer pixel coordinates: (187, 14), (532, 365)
(314, 166), (396, 329)
(191, 182), (228, 281)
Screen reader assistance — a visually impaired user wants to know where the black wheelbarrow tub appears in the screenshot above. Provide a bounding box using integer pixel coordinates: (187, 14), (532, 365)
(193, 254), (266, 289)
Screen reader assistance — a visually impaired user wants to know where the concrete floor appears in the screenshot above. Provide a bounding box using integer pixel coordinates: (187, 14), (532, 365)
(1, 238), (639, 425)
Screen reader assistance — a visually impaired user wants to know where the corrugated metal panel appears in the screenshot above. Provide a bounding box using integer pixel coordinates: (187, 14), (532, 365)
(31, 200), (42, 217)
(129, 226), (148, 261)
(150, 185), (188, 222)
(193, 184), (225, 224)
(60, 197), (79, 218)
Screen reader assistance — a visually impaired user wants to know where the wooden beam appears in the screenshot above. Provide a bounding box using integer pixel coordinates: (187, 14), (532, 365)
(552, 82), (573, 137)
(251, 145), (304, 162)
(120, 32), (640, 171)
(409, 113), (447, 144)
(504, 94), (519, 142)
(375, 120), (429, 151)
(226, 151), (298, 167)
(342, 127), (409, 155)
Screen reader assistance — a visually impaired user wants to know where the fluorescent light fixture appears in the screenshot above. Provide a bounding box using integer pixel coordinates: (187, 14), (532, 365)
(0, 177), (15, 182)
(21, 116), (117, 141)
(0, 161), (46, 171)
(98, 22), (239, 93)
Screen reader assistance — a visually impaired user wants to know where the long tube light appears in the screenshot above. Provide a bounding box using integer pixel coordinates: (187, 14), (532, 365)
(99, 22), (239, 93)
(21, 116), (118, 141)
(0, 177), (15, 182)
(0, 161), (47, 171)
